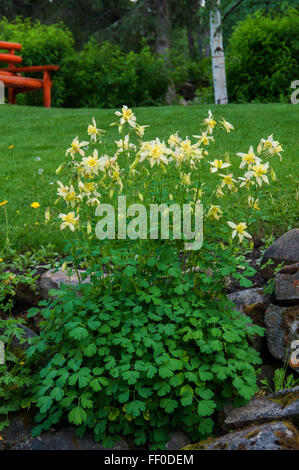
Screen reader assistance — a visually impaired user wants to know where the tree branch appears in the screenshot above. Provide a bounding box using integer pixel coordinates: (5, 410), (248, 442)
(222, 0), (247, 23)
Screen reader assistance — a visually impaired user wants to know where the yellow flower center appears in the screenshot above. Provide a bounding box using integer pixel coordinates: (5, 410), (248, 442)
(235, 223), (246, 234)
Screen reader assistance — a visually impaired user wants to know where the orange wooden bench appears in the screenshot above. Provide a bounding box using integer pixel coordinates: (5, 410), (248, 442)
(0, 41), (59, 108)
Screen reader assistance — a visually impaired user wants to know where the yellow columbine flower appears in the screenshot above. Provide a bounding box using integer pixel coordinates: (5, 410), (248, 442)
(8, 145), (14, 149)
(216, 185), (224, 198)
(87, 220), (92, 235)
(0, 258), (3, 262)
(237, 146), (257, 169)
(31, 202), (40, 209)
(209, 159), (231, 173)
(0, 200), (8, 206)
(227, 221), (252, 243)
(135, 124), (149, 138)
(138, 138), (171, 167)
(193, 132), (214, 146)
(207, 205), (223, 220)
(82, 150), (104, 175)
(45, 207), (51, 223)
(88, 117), (104, 142)
(220, 118), (234, 133)
(115, 105), (136, 128)
(168, 132), (181, 148)
(181, 172), (191, 186)
(258, 135), (283, 161)
(64, 187), (77, 207)
(59, 212), (79, 231)
(66, 136), (89, 159)
(248, 196), (260, 211)
(245, 157), (269, 187)
(219, 173), (237, 190)
(204, 110), (217, 134)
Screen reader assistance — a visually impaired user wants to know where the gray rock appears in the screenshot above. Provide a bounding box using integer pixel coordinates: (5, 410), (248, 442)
(12, 428), (130, 450)
(0, 412), (34, 450)
(165, 430), (191, 450)
(261, 229), (299, 279)
(275, 263), (299, 301)
(223, 386), (299, 430)
(265, 304), (299, 372)
(228, 288), (270, 322)
(0, 323), (36, 352)
(184, 421), (299, 450)
(39, 269), (90, 298)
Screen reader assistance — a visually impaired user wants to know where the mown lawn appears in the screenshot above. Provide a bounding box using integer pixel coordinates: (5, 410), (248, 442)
(0, 103), (298, 254)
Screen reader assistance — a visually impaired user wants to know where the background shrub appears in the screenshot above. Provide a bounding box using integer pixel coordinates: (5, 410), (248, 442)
(227, 10), (299, 103)
(63, 40), (170, 108)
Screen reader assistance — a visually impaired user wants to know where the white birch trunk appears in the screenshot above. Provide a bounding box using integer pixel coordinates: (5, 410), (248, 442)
(210, 0), (228, 104)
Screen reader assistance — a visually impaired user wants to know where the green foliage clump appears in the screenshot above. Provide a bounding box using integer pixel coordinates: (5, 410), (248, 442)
(0, 17), (75, 107)
(227, 10), (299, 103)
(63, 40), (169, 108)
(26, 242), (263, 449)
(0, 270), (36, 431)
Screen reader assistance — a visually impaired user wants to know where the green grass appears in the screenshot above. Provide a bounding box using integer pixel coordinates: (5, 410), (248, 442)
(0, 103), (298, 254)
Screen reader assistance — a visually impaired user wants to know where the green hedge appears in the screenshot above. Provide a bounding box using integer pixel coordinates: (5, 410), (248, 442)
(227, 10), (299, 103)
(62, 40), (170, 108)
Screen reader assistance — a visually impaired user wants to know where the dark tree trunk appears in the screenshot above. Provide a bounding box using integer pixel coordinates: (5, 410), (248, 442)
(155, 0), (171, 57)
(186, 16), (196, 59)
(153, 0), (175, 104)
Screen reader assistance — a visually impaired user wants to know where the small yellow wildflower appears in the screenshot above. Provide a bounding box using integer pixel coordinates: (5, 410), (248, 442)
(8, 145), (14, 149)
(219, 173), (237, 190)
(245, 157), (269, 187)
(0, 259), (3, 262)
(193, 132), (214, 146)
(204, 110), (217, 134)
(45, 207), (51, 223)
(88, 117), (104, 142)
(0, 200), (8, 207)
(87, 220), (92, 235)
(237, 146), (257, 169)
(209, 159), (231, 173)
(59, 212), (80, 232)
(31, 202), (40, 209)
(115, 105), (136, 128)
(248, 196), (260, 211)
(220, 118), (234, 133)
(66, 136), (89, 159)
(207, 205), (223, 220)
(227, 221), (252, 243)
(216, 185), (224, 198)
(168, 132), (181, 148)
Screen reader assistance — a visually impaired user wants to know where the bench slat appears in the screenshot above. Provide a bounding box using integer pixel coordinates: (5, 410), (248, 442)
(0, 53), (23, 64)
(0, 65), (59, 73)
(0, 74), (43, 89)
(0, 41), (22, 51)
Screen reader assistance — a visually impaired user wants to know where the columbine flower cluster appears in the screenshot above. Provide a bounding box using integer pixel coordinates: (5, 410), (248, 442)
(52, 106), (283, 243)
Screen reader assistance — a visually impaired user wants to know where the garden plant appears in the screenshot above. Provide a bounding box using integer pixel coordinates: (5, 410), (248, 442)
(17, 106), (285, 448)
